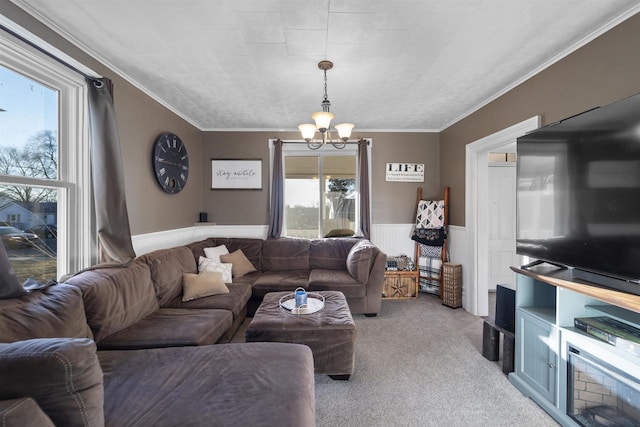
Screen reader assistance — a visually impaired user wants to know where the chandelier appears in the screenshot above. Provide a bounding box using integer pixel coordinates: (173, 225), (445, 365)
(298, 60), (354, 150)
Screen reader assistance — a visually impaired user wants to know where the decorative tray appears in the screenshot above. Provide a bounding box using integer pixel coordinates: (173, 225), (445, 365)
(279, 292), (325, 315)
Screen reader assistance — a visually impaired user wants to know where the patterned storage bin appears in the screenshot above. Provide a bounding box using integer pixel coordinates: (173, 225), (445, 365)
(442, 263), (462, 308)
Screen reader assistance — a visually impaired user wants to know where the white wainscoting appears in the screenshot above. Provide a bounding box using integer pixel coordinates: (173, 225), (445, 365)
(370, 224), (415, 259)
(132, 225), (268, 255)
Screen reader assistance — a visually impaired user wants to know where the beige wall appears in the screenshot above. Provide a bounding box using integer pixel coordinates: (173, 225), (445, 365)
(1, 2), (203, 235)
(201, 131), (440, 225)
(441, 13), (640, 226)
(6, 2), (639, 231)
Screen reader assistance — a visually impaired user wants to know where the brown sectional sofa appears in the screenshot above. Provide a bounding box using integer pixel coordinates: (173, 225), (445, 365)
(186, 236), (386, 316)
(0, 236), (385, 426)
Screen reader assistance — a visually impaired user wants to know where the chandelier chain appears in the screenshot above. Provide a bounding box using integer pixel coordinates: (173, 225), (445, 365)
(298, 59), (352, 149)
(322, 69), (330, 112)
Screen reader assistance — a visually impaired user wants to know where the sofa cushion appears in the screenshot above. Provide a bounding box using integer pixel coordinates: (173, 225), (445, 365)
(98, 343), (315, 427)
(308, 269), (366, 298)
(138, 246), (198, 306)
(261, 237), (310, 271)
(0, 284), (93, 343)
(65, 262), (159, 343)
(187, 238), (263, 271)
(220, 249), (257, 278)
(182, 272), (229, 302)
(346, 239), (378, 283)
(0, 338), (104, 427)
(164, 282), (252, 319)
(0, 397), (55, 427)
(224, 238), (263, 271)
(252, 270), (310, 298)
(186, 237), (227, 261)
(97, 308), (233, 350)
(309, 238), (359, 270)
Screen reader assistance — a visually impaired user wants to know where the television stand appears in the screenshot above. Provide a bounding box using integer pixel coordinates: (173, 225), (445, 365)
(509, 265), (640, 426)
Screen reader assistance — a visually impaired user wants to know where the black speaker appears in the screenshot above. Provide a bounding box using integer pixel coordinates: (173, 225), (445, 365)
(199, 212), (208, 223)
(495, 285), (516, 333)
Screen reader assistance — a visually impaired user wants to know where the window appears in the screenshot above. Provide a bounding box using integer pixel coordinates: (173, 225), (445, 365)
(283, 144), (358, 238)
(0, 28), (92, 283)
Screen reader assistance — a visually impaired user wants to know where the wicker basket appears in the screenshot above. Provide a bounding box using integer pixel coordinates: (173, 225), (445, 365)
(442, 263), (462, 308)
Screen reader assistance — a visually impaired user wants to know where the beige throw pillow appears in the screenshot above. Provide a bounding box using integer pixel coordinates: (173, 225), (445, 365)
(182, 272), (229, 302)
(220, 249), (257, 278)
(203, 244), (229, 263)
(198, 256), (233, 283)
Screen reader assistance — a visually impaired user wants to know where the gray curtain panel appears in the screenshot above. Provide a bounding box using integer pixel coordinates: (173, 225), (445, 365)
(86, 77), (136, 265)
(358, 139), (371, 239)
(0, 240), (26, 299)
(267, 139), (284, 238)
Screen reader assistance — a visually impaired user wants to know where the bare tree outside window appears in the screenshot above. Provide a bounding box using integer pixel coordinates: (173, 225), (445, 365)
(0, 64), (60, 282)
(0, 130), (57, 203)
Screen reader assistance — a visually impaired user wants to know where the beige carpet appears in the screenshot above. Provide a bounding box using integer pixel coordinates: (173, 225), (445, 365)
(234, 294), (559, 426)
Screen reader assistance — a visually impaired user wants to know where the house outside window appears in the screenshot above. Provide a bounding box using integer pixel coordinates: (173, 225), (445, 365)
(282, 144), (358, 238)
(0, 28), (92, 283)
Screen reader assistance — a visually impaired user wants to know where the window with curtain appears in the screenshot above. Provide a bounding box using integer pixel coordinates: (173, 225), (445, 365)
(283, 145), (358, 238)
(0, 31), (91, 283)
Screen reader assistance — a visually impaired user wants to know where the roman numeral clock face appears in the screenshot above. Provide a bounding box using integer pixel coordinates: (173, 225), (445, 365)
(152, 132), (189, 194)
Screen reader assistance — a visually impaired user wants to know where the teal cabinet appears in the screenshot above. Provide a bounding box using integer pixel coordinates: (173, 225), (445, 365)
(516, 307), (557, 404)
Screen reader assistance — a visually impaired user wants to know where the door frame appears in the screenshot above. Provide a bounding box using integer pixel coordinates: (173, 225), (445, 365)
(486, 160), (517, 293)
(464, 116), (540, 316)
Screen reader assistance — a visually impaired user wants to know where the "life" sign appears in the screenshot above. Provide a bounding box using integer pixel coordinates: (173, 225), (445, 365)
(385, 163), (425, 182)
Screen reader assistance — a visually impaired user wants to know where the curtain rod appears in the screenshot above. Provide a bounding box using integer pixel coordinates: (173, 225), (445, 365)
(276, 138), (367, 145)
(0, 22), (99, 81)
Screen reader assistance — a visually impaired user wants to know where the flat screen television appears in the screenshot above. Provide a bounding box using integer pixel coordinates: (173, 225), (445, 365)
(516, 93), (640, 295)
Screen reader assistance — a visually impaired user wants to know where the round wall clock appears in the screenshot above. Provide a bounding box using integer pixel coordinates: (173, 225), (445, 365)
(152, 132), (189, 194)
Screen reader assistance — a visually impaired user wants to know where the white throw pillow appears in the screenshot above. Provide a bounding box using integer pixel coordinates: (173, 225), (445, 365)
(198, 256), (233, 283)
(203, 244), (229, 263)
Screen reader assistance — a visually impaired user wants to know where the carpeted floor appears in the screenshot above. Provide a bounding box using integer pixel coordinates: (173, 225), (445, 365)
(234, 294), (559, 426)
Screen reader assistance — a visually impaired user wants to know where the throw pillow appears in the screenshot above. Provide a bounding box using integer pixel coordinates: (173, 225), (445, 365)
(198, 256), (233, 283)
(203, 244), (229, 263)
(220, 249), (257, 278)
(182, 272), (229, 302)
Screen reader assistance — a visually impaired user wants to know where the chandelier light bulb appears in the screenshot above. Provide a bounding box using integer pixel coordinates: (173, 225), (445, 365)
(335, 123), (354, 141)
(311, 111), (334, 132)
(298, 124), (317, 142)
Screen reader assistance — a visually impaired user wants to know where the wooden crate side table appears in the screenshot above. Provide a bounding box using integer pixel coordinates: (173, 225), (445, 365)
(382, 270), (419, 299)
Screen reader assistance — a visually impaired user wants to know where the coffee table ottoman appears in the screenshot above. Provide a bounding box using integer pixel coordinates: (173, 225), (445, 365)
(245, 290), (356, 380)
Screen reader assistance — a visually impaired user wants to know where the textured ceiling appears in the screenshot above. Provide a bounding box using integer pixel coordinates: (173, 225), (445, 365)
(10, 0), (640, 131)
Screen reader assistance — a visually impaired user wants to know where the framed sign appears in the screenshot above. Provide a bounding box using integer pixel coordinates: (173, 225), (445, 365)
(211, 159), (262, 190)
(385, 163), (425, 182)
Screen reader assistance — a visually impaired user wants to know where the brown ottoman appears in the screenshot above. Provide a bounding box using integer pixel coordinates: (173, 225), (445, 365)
(245, 291), (356, 380)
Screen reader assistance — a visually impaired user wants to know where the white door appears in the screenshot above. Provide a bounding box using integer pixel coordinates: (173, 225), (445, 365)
(487, 163), (517, 291)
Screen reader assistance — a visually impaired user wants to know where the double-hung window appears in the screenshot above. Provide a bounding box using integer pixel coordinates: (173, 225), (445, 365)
(282, 143), (358, 238)
(0, 27), (92, 283)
